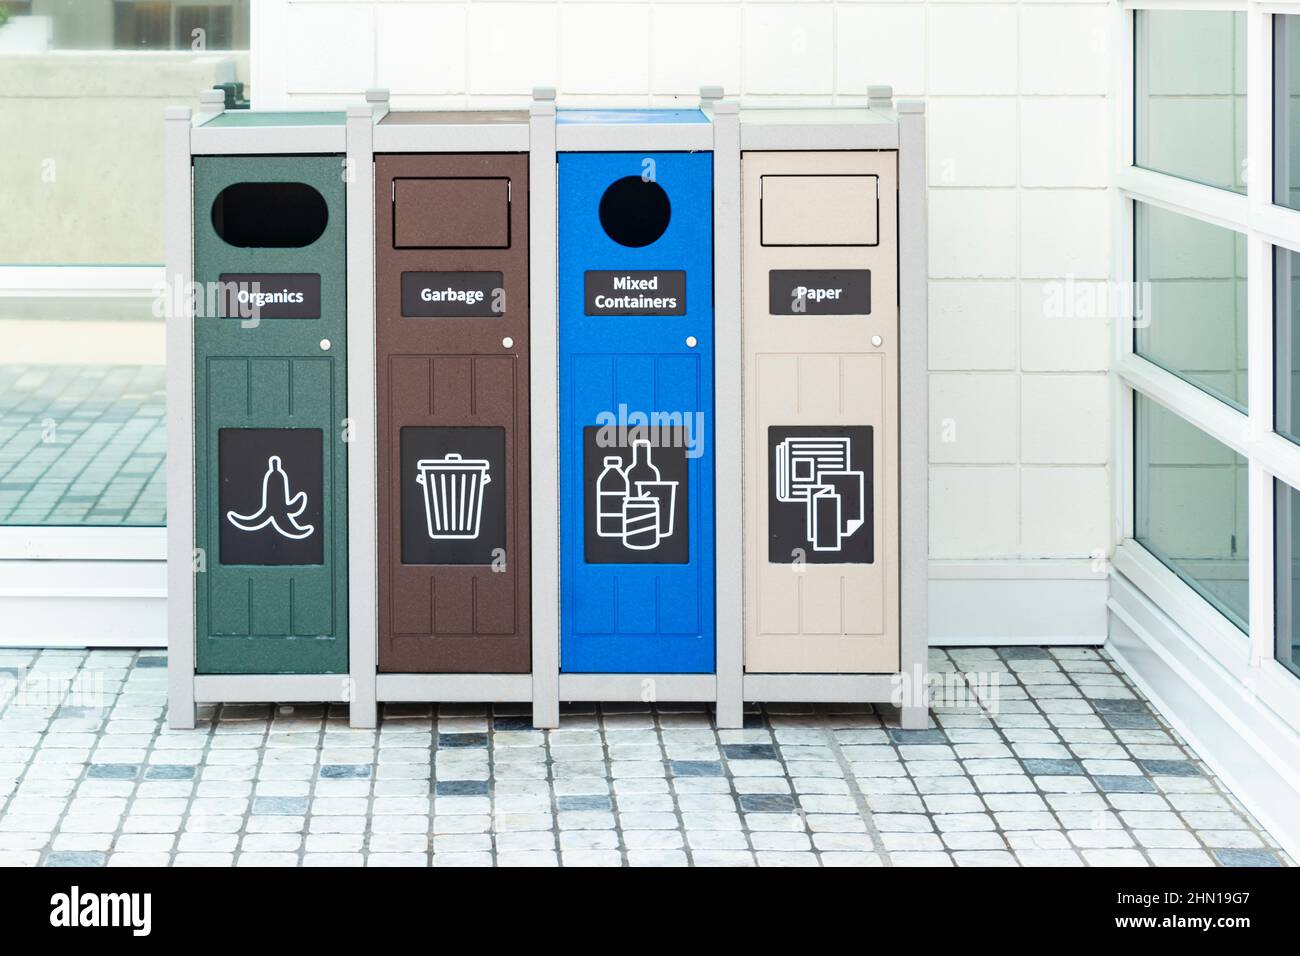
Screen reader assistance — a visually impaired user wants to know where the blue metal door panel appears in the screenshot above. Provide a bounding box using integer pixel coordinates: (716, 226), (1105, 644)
(558, 151), (715, 673)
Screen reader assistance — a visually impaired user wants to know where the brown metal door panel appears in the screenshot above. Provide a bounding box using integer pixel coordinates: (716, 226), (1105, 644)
(376, 153), (530, 674)
(394, 177), (511, 249)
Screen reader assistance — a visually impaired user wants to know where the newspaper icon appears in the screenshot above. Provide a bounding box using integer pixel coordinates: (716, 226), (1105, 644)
(774, 436), (866, 552)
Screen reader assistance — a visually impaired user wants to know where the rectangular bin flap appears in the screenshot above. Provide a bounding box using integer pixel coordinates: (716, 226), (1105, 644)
(761, 174), (878, 247)
(394, 177), (511, 249)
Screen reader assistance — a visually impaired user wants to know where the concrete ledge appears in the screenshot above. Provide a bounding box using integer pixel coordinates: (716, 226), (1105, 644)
(0, 559), (164, 648)
(930, 561), (1108, 646)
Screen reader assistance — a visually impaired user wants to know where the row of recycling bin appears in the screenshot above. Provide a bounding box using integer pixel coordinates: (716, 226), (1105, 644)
(164, 87), (929, 730)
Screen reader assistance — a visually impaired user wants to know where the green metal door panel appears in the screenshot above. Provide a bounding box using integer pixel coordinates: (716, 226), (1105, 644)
(193, 155), (348, 675)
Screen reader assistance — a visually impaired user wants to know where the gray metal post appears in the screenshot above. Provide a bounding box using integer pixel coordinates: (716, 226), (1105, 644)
(196, 88), (226, 123)
(530, 87), (561, 729)
(165, 106), (196, 730)
(344, 91), (385, 729)
(897, 99), (930, 730)
(706, 88), (744, 729)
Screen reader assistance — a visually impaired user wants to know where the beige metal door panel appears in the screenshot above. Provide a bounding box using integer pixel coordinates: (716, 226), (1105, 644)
(743, 150), (899, 674)
(760, 174), (879, 247)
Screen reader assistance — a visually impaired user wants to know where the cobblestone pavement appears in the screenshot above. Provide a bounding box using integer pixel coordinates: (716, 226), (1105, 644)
(0, 645), (1291, 867)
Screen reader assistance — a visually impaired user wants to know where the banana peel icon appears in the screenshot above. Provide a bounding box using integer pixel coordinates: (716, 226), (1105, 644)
(226, 455), (316, 540)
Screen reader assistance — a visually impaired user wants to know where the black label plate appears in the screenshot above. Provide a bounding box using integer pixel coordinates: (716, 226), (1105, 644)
(401, 426), (506, 565)
(217, 273), (321, 319)
(584, 270), (686, 316)
(768, 269), (871, 315)
(584, 425), (690, 564)
(219, 428), (324, 566)
(768, 425), (872, 565)
(401, 271), (504, 318)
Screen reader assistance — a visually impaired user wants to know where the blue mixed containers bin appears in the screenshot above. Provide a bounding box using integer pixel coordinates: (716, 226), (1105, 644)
(557, 126), (715, 673)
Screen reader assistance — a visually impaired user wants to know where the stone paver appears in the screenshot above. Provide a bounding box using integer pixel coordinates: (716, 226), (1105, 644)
(0, 646), (1291, 867)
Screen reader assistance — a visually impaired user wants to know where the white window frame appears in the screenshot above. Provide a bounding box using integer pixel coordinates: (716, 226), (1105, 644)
(1115, 0), (1300, 729)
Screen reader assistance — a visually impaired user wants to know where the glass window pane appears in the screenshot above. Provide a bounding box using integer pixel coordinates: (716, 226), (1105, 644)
(1134, 203), (1248, 410)
(1135, 10), (1247, 194)
(1, 2), (251, 264)
(1275, 15), (1300, 210)
(0, 1), (249, 527)
(1135, 396), (1249, 632)
(3, 1), (250, 53)
(1275, 247), (1300, 444)
(0, 308), (166, 526)
(1275, 480), (1300, 679)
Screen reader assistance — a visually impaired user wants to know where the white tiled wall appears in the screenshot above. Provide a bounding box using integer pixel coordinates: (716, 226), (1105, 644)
(255, 0), (1114, 567)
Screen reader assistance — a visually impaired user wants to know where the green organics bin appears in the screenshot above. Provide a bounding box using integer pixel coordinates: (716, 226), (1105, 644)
(191, 154), (348, 674)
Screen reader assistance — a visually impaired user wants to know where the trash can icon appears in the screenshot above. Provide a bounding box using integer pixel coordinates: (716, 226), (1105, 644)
(415, 453), (492, 540)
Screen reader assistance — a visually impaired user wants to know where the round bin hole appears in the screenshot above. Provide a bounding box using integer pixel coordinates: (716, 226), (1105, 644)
(685, 335), (698, 348)
(598, 176), (671, 248)
(320, 338), (331, 351)
(871, 335), (883, 347)
(502, 337), (514, 348)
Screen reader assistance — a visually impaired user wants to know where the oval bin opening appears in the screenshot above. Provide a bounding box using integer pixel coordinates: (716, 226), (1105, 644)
(598, 176), (671, 248)
(211, 182), (328, 248)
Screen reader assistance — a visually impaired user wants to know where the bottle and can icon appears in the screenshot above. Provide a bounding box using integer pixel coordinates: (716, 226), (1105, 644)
(595, 439), (678, 551)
